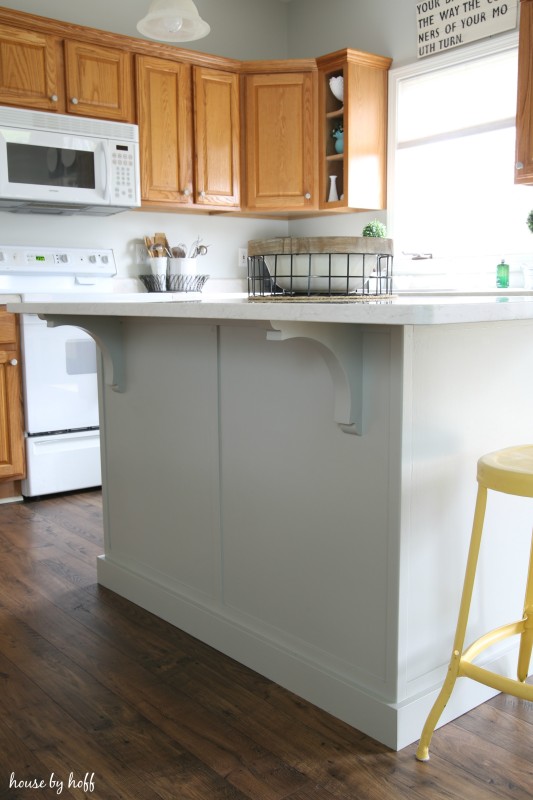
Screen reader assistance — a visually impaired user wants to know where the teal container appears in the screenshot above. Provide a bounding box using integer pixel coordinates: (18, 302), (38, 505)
(496, 259), (509, 289)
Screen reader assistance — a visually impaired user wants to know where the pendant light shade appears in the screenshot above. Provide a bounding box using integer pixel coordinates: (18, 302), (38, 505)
(137, 0), (210, 42)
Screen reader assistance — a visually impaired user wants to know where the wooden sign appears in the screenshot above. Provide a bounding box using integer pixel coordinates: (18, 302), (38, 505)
(416, 0), (518, 58)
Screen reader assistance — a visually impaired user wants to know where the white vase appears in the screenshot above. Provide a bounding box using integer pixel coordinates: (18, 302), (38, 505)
(328, 175), (339, 203)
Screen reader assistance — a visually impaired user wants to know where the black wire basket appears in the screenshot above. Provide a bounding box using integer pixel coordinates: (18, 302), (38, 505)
(247, 237), (393, 297)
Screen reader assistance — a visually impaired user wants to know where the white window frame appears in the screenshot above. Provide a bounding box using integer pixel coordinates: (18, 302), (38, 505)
(387, 31), (519, 278)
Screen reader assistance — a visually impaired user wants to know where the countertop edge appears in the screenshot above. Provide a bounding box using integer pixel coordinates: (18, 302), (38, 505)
(7, 295), (533, 326)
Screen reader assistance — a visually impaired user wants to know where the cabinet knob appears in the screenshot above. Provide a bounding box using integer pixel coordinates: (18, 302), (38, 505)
(8, 358), (18, 366)
(200, 190), (206, 198)
(305, 192), (311, 200)
(516, 162), (524, 170)
(50, 94), (58, 102)
(182, 188), (191, 197)
(70, 97), (79, 105)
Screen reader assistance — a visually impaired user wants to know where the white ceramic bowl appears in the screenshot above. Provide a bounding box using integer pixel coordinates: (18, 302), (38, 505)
(329, 76), (344, 103)
(264, 253), (375, 294)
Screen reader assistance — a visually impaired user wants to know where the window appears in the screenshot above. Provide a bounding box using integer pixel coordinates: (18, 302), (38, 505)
(388, 33), (533, 290)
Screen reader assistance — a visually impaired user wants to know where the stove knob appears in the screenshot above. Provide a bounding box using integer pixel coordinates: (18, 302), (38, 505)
(89, 255), (97, 263)
(59, 254), (69, 263)
(101, 255), (109, 264)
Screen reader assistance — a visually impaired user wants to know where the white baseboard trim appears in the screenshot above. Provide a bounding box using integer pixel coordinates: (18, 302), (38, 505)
(0, 494), (23, 504)
(97, 554), (506, 750)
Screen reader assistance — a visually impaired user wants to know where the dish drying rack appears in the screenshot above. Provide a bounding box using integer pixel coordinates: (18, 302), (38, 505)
(247, 236), (393, 298)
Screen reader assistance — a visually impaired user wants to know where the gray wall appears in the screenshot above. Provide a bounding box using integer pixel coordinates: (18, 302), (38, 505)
(287, 0), (415, 65)
(1, 0), (289, 60)
(2, 0), (418, 65)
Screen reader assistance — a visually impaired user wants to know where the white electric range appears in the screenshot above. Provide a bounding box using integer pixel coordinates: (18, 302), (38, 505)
(0, 245), (117, 496)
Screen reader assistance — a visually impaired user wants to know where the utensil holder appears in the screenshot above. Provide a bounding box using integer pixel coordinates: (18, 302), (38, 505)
(169, 257), (197, 276)
(149, 257), (168, 291)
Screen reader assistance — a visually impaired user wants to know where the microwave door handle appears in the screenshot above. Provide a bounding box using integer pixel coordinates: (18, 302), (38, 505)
(100, 144), (109, 198)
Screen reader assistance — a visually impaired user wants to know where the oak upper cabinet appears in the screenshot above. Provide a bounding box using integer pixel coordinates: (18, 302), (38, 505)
(194, 66), (240, 208)
(515, 0), (533, 184)
(0, 24), (61, 111)
(0, 22), (134, 121)
(137, 55), (240, 209)
(63, 40), (134, 122)
(136, 55), (194, 206)
(243, 68), (317, 212)
(0, 308), (25, 481)
(317, 49), (391, 211)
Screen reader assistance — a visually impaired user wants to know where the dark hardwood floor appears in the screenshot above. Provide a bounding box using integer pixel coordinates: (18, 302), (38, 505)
(0, 490), (532, 799)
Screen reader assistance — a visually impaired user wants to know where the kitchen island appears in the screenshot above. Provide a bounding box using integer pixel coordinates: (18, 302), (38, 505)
(9, 292), (533, 749)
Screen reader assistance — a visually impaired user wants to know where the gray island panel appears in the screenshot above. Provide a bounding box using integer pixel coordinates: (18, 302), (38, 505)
(9, 295), (533, 749)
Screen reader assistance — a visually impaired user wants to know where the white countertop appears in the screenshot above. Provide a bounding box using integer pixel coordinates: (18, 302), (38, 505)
(7, 291), (533, 325)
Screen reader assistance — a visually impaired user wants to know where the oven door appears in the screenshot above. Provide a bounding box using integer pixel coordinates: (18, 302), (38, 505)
(20, 313), (99, 434)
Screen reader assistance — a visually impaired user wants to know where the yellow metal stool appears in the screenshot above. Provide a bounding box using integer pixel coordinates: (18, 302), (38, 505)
(416, 444), (533, 762)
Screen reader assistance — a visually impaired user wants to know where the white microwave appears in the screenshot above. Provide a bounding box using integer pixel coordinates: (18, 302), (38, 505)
(0, 105), (141, 215)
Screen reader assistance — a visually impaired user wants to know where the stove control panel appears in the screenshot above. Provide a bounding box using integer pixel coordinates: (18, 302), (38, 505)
(0, 246), (116, 276)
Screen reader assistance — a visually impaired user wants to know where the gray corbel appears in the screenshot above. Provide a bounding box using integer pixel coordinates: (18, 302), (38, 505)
(267, 321), (364, 435)
(41, 315), (125, 393)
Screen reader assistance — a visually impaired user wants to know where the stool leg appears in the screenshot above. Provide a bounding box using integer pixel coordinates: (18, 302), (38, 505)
(416, 484), (487, 761)
(517, 532), (533, 682)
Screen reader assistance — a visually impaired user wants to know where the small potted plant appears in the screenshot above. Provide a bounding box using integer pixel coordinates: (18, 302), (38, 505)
(362, 220), (387, 238)
(527, 209), (533, 233)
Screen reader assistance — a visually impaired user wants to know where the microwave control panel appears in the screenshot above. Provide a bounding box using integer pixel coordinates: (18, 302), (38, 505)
(110, 142), (137, 205)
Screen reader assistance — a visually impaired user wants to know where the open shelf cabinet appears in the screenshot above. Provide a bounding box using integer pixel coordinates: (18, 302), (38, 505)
(317, 49), (392, 212)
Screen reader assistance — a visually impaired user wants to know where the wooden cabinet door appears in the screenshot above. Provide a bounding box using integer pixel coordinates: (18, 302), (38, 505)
(0, 24), (61, 111)
(244, 71), (317, 211)
(516, 0), (533, 184)
(194, 66), (240, 208)
(137, 55), (193, 206)
(0, 312), (25, 480)
(64, 39), (134, 122)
